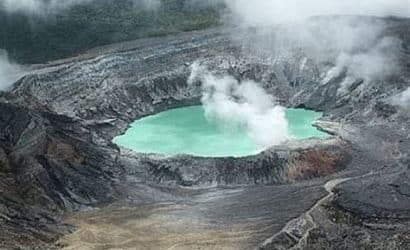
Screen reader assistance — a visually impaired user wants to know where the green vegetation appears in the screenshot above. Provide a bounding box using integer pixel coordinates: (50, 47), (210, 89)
(0, 0), (222, 64)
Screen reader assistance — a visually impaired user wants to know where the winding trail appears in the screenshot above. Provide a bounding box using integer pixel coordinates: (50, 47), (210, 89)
(259, 171), (375, 249)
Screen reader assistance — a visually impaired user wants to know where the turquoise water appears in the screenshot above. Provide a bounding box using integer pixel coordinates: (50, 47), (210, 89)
(113, 106), (328, 157)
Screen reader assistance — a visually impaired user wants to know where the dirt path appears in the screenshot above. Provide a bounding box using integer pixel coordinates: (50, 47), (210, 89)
(259, 171), (376, 249)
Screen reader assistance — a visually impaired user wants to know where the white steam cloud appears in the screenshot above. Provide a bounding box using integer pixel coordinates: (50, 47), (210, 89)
(392, 87), (410, 112)
(0, 0), (93, 15)
(223, 0), (409, 90)
(188, 63), (289, 147)
(187, 1), (410, 146)
(0, 0), (162, 15)
(0, 50), (24, 91)
(224, 0), (410, 25)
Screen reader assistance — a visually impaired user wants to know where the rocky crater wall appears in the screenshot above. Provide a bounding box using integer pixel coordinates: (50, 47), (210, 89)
(0, 18), (408, 249)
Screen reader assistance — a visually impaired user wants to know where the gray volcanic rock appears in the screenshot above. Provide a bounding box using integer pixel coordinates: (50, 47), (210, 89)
(119, 138), (351, 187)
(0, 17), (409, 249)
(0, 103), (120, 248)
(337, 167), (410, 220)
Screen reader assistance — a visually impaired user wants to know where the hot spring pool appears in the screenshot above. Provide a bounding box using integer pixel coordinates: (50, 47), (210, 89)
(113, 106), (328, 157)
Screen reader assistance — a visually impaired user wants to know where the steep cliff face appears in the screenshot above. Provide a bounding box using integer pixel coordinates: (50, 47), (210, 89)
(0, 103), (122, 248)
(0, 17), (408, 249)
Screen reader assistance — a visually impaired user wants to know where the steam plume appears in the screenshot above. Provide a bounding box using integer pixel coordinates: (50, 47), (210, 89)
(222, 0), (409, 88)
(223, 0), (410, 25)
(1, 0), (93, 15)
(0, 50), (24, 91)
(392, 87), (410, 112)
(188, 63), (289, 147)
(0, 0), (162, 15)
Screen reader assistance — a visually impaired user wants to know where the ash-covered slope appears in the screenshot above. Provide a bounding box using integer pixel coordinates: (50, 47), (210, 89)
(0, 17), (409, 249)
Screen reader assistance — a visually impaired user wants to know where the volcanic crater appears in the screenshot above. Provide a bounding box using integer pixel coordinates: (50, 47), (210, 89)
(0, 17), (409, 250)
